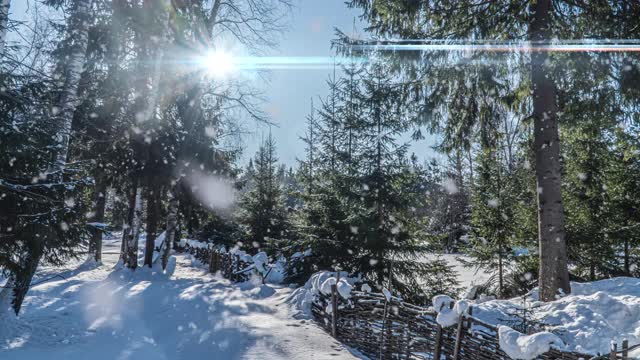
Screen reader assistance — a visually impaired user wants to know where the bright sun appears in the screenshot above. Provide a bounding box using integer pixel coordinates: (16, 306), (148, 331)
(205, 51), (235, 78)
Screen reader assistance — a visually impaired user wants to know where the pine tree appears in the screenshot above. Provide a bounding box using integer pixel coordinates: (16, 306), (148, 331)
(239, 134), (290, 253)
(346, 61), (434, 302)
(468, 128), (515, 298)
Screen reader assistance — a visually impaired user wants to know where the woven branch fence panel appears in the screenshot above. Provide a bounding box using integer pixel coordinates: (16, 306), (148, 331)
(185, 246), (251, 282)
(312, 289), (627, 360)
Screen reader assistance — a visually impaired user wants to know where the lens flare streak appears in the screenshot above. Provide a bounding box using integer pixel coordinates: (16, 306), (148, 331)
(342, 39), (640, 53)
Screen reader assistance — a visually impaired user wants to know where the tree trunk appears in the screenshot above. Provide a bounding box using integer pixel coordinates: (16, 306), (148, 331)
(0, 275), (15, 318)
(0, 0), (10, 55)
(498, 246), (504, 298)
(119, 183), (137, 264)
(127, 184), (143, 269)
(89, 176), (107, 263)
(529, 0), (571, 301)
(624, 237), (630, 275)
(8, 245), (42, 314)
(51, 0), (92, 175)
(143, 185), (160, 267)
(162, 185), (179, 269)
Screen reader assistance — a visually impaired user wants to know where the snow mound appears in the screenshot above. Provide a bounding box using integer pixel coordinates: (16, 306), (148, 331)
(433, 295), (454, 312)
(498, 326), (564, 360)
(252, 252), (269, 274)
(320, 277), (337, 295)
(473, 277), (640, 355)
(336, 279), (353, 299)
(432, 295), (470, 327)
(286, 271), (359, 318)
(248, 284), (276, 299)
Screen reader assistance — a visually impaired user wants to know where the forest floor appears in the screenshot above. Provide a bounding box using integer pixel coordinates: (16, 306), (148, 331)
(0, 237), (362, 360)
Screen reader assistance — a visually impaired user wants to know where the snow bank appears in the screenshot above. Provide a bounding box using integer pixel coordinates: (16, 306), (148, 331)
(498, 326), (564, 360)
(473, 277), (640, 355)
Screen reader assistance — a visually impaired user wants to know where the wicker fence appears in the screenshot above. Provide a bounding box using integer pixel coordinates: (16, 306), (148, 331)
(183, 245), (634, 360)
(186, 245), (252, 282)
(312, 285), (634, 360)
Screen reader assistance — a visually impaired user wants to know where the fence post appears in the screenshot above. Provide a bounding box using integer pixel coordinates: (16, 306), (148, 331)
(433, 325), (443, 360)
(379, 298), (388, 360)
(233, 255), (240, 282)
(452, 310), (466, 360)
(622, 339), (629, 360)
(385, 304), (393, 358)
(610, 342), (618, 360)
(208, 250), (215, 273)
(331, 284), (338, 338)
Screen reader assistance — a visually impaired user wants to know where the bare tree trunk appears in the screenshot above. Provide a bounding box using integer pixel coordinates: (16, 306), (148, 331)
(624, 237), (630, 275)
(206, 0), (222, 35)
(127, 184), (143, 269)
(498, 244), (504, 298)
(0, 0), (10, 55)
(90, 176), (107, 263)
(119, 183), (137, 264)
(530, 0), (571, 301)
(51, 0), (92, 174)
(143, 185), (160, 267)
(0, 275), (15, 318)
(162, 185), (179, 269)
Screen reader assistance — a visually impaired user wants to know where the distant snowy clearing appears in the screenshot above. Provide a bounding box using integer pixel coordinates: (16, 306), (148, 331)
(0, 239), (361, 360)
(419, 253), (492, 289)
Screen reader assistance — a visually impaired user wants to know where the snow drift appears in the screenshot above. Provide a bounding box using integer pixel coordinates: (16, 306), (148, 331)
(498, 326), (565, 360)
(472, 277), (640, 355)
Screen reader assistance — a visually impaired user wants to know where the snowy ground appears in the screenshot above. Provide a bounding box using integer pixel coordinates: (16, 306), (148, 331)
(420, 253), (492, 289)
(0, 237), (361, 360)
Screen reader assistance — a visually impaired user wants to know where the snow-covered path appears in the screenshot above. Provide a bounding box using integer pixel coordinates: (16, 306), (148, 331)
(1, 240), (360, 359)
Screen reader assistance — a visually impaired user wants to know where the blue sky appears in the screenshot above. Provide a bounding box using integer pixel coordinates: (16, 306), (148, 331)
(241, 0), (364, 166)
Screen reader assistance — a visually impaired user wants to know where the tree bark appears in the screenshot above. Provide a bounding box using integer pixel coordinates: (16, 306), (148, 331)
(0, 0), (10, 55)
(0, 275), (15, 318)
(127, 184), (143, 269)
(162, 185), (179, 269)
(624, 237), (630, 275)
(143, 185), (160, 267)
(90, 176), (107, 263)
(51, 0), (92, 175)
(119, 183), (137, 265)
(529, 0), (571, 301)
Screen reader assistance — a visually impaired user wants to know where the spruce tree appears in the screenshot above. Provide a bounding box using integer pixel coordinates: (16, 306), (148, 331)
(239, 134), (290, 253)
